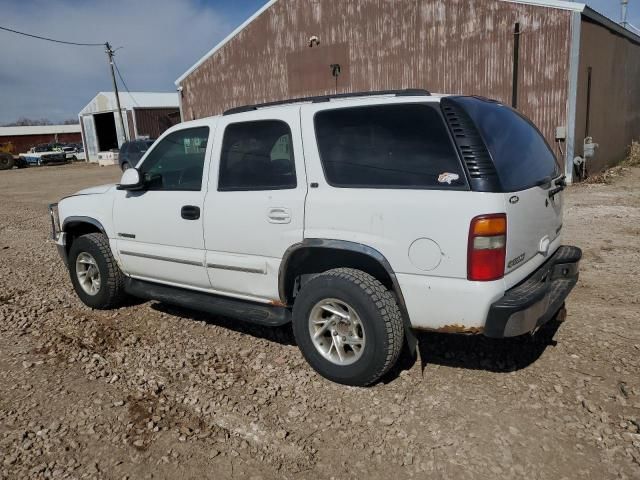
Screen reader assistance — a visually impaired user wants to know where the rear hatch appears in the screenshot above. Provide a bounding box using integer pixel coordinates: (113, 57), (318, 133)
(442, 97), (564, 285)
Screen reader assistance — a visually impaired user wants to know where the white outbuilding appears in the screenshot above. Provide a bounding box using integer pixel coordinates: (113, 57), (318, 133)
(78, 92), (179, 162)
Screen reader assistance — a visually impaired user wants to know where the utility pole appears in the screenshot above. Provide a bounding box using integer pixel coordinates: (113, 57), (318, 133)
(621, 0), (629, 28)
(105, 42), (128, 143)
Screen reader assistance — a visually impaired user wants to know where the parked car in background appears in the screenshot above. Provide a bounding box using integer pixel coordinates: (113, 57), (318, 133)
(119, 139), (155, 171)
(62, 146), (79, 161)
(19, 144), (68, 166)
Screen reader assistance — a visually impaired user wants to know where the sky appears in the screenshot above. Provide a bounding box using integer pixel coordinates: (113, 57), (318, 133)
(0, 0), (638, 124)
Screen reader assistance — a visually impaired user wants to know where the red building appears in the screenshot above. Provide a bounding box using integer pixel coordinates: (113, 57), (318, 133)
(0, 125), (81, 154)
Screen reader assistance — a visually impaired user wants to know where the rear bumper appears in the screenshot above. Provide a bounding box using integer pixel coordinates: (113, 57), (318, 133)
(484, 245), (582, 338)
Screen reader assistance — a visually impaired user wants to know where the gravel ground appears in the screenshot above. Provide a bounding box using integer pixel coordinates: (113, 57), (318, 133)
(0, 163), (639, 480)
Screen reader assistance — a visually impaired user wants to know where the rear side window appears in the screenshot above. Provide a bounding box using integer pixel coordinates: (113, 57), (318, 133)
(453, 97), (559, 191)
(314, 104), (465, 189)
(218, 120), (296, 191)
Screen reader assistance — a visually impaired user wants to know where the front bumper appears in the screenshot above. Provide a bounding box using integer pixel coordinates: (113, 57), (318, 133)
(48, 203), (68, 266)
(484, 245), (582, 338)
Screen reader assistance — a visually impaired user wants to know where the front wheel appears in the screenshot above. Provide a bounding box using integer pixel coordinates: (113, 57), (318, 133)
(292, 268), (404, 386)
(68, 233), (128, 309)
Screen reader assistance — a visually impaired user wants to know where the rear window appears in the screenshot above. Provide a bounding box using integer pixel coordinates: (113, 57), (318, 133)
(314, 104), (466, 189)
(453, 97), (559, 191)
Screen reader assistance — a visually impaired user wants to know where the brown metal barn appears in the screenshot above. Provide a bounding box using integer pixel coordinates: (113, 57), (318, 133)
(175, 0), (640, 182)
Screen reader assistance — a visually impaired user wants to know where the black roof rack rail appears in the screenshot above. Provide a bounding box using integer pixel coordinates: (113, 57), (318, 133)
(223, 89), (431, 116)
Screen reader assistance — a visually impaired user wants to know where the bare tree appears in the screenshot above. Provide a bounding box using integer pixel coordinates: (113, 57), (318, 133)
(2, 117), (54, 127)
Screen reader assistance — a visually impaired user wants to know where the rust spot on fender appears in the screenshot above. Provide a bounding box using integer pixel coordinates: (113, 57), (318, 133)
(269, 299), (287, 307)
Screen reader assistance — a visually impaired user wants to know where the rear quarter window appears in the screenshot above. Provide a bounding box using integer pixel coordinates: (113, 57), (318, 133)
(314, 104), (466, 189)
(454, 97), (560, 192)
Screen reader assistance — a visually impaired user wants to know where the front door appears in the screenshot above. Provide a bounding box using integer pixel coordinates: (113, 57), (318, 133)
(113, 124), (214, 289)
(203, 109), (307, 302)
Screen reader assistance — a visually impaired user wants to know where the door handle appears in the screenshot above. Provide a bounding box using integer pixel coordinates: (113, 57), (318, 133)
(267, 207), (291, 224)
(181, 205), (200, 220)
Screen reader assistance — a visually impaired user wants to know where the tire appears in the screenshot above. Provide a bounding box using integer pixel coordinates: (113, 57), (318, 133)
(68, 233), (128, 309)
(292, 268), (404, 386)
(0, 154), (14, 170)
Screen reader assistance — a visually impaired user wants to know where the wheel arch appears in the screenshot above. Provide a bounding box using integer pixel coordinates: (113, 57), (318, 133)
(62, 216), (107, 253)
(279, 239), (417, 351)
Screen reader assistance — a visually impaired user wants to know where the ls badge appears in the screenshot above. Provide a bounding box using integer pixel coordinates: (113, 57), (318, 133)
(509, 195), (519, 204)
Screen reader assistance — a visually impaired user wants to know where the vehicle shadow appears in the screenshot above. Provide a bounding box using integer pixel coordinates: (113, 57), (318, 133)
(150, 302), (297, 346)
(382, 319), (562, 382)
(150, 301), (561, 382)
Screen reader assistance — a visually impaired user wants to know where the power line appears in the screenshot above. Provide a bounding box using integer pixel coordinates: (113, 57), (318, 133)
(628, 23), (640, 34)
(0, 25), (104, 47)
(113, 59), (140, 107)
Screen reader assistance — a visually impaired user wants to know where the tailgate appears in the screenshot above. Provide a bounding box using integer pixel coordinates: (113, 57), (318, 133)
(504, 182), (563, 280)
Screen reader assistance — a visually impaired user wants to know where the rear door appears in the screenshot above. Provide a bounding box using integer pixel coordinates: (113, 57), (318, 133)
(202, 107), (307, 302)
(454, 97), (563, 286)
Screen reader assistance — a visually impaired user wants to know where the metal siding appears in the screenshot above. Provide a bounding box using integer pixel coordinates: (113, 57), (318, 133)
(133, 108), (181, 139)
(126, 110), (136, 140)
(574, 19), (640, 172)
(0, 133), (82, 155)
(181, 0), (571, 164)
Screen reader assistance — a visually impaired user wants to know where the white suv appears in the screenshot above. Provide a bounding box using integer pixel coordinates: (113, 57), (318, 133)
(50, 90), (581, 386)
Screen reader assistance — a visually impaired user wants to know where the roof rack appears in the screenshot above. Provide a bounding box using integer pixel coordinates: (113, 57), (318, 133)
(223, 89), (431, 116)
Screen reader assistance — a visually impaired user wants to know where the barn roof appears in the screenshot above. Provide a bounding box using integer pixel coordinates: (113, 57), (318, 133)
(175, 0), (639, 86)
(0, 124), (81, 137)
(79, 92), (179, 116)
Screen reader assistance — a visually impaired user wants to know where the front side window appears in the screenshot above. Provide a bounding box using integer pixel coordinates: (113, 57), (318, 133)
(314, 104), (466, 189)
(218, 121), (296, 191)
(139, 127), (209, 191)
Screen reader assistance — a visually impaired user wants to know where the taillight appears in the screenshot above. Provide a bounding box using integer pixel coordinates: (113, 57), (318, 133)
(468, 214), (507, 281)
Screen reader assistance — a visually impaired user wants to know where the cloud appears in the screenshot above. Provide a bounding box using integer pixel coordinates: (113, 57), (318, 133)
(0, 0), (231, 123)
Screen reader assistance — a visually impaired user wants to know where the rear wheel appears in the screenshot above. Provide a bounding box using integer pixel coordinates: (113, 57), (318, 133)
(68, 233), (128, 309)
(292, 268), (404, 386)
(0, 154), (14, 170)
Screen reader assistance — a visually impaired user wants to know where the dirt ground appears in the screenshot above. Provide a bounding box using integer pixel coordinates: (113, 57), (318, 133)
(0, 163), (639, 480)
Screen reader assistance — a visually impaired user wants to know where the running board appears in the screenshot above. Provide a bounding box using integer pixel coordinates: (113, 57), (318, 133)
(124, 279), (291, 327)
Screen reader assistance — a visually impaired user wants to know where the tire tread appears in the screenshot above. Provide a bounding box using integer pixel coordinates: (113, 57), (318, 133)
(73, 233), (127, 309)
(312, 268), (404, 385)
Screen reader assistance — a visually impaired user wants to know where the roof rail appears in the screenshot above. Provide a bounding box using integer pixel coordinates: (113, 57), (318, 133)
(223, 89), (431, 116)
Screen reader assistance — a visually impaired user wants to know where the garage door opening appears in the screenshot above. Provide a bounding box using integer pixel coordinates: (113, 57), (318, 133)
(94, 112), (118, 151)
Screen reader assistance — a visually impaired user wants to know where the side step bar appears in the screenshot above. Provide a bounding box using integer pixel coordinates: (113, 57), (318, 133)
(125, 279), (291, 327)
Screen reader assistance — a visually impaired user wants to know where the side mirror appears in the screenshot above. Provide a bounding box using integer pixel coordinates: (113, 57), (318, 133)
(117, 168), (145, 191)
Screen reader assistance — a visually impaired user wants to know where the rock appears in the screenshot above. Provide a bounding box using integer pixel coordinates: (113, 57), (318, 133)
(350, 414), (363, 424)
(380, 417), (394, 426)
(275, 430), (288, 440)
(582, 399), (597, 413)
